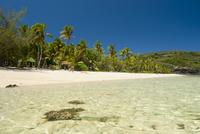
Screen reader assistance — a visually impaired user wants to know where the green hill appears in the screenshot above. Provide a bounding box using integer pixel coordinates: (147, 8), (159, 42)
(142, 51), (200, 72)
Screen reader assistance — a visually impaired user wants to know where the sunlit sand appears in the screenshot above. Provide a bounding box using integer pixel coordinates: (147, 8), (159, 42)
(0, 69), (182, 88)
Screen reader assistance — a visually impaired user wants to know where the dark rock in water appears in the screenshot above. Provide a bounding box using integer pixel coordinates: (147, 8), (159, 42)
(173, 67), (199, 75)
(5, 84), (18, 88)
(45, 111), (75, 121)
(129, 125), (134, 128)
(151, 125), (157, 130)
(44, 108), (84, 121)
(68, 100), (85, 105)
(194, 117), (200, 120)
(98, 117), (109, 122)
(177, 123), (185, 129)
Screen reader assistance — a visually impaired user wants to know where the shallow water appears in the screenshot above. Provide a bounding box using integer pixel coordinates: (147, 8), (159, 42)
(0, 76), (200, 134)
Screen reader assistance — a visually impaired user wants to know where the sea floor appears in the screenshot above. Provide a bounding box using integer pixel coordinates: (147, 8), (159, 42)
(0, 76), (200, 134)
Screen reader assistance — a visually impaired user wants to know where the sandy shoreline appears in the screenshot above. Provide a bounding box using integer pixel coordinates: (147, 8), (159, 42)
(0, 76), (199, 133)
(0, 69), (183, 88)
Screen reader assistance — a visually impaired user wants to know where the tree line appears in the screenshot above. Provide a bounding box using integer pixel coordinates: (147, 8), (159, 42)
(0, 9), (171, 73)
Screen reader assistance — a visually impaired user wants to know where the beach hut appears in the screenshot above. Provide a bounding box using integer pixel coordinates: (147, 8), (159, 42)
(27, 57), (36, 67)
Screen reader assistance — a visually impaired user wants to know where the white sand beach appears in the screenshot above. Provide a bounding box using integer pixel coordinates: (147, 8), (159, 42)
(0, 69), (182, 88)
(3, 69), (196, 133)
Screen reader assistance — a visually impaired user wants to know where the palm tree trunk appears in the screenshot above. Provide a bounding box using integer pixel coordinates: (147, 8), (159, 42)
(42, 59), (46, 68)
(37, 45), (40, 69)
(37, 44), (42, 68)
(62, 39), (70, 65)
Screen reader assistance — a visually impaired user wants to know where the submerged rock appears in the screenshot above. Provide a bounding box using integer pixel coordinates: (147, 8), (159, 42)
(68, 100), (85, 105)
(44, 108), (84, 121)
(5, 84), (18, 88)
(194, 117), (200, 120)
(177, 123), (185, 129)
(151, 125), (157, 130)
(45, 111), (75, 121)
(129, 125), (134, 128)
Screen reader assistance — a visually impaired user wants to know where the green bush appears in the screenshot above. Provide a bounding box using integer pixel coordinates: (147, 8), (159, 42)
(49, 65), (60, 70)
(74, 62), (88, 71)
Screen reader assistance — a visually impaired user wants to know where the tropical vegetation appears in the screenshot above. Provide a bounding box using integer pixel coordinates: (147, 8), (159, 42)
(0, 9), (199, 73)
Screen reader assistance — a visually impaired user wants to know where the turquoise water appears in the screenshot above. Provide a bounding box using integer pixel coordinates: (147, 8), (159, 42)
(0, 76), (200, 134)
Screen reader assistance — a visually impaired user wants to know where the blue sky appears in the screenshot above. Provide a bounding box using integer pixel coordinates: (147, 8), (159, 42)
(1, 0), (200, 53)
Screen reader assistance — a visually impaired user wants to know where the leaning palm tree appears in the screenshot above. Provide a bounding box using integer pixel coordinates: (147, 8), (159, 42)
(30, 23), (46, 68)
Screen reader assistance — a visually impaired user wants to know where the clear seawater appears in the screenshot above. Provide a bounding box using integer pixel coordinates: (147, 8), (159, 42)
(0, 76), (200, 134)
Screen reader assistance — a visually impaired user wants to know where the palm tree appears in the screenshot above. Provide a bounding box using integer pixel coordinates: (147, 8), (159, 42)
(19, 25), (29, 36)
(94, 41), (103, 54)
(30, 23), (46, 68)
(45, 38), (64, 66)
(108, 44), (116, 57)
(60, 25), (73, 62)
(19, 24), (33, 47)
(46, 33), (53, 38)
(75, 40), (87, 62)
(120, 47), (132, 59)
(60, 25), (73, 44)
